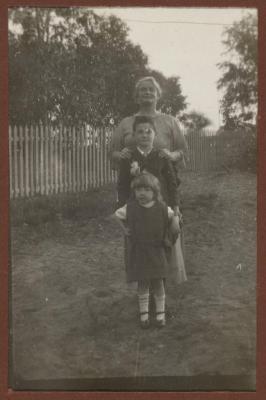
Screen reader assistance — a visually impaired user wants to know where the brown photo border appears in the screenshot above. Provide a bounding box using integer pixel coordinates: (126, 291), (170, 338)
(1, 0), (265, 398)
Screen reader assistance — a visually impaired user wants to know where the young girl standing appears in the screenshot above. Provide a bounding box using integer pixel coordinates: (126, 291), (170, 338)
(115, 172), (180, 329)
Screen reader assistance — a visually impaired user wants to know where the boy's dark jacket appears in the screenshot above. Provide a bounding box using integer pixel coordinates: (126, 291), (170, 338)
(117, 148), (180, 209)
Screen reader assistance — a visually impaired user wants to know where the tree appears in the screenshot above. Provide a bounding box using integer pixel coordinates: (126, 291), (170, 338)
(217, 13), (258, 128)
(180, 111), (211, 132)
(9, 7), (186, 126)
(146, 70), (187, 117)
(8, 8), (148, 126)
(9, 8), (188, 127)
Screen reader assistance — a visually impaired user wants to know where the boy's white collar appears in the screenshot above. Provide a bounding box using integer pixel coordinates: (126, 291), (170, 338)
(137, 147), (152, 156)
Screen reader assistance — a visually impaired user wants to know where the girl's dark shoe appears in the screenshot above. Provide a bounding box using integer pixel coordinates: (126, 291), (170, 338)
(155, 312), (166, 328)
(140, 312), (150, 329)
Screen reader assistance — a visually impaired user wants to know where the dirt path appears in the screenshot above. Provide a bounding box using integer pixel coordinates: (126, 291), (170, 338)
(10, 171), (256, 389)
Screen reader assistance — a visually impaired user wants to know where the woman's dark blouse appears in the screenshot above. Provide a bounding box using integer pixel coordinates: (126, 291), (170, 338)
(117, 148), (180, 208)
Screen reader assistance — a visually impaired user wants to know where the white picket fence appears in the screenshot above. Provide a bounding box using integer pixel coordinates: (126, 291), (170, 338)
(9, 124), (242, 199)
(9, 125), (116, 199)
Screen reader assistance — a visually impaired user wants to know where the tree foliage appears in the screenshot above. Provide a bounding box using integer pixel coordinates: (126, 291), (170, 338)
(9, 8), (148, 126)
(217, 125), (256, 171)
(148, 70), (187, 116)
(217, 13), (258, 128)
(180, 111), (211, 133)
(8, 8), (187, 127)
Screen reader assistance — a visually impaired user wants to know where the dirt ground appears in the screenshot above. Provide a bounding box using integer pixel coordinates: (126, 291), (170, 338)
(10, 171), (256, 390)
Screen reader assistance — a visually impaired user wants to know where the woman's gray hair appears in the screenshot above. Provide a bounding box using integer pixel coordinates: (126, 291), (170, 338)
(134, 76), (162, 102)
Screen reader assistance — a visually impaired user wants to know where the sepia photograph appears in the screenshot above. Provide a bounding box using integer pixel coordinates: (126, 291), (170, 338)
(7, 5), (257, 393)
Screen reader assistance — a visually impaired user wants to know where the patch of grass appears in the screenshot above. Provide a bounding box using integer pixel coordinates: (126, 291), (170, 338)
(11, 171), (256, 380)
(183, 192), (218, 210)
(10, 184), (117, 227)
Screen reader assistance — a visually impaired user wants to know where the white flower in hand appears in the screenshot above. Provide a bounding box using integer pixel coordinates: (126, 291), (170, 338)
(130, 161), (140, 176)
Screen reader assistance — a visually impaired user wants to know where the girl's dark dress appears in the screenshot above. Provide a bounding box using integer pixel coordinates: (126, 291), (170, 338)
(117, 147), (181, 283)
(117, 148), (180, 209)
(125, 200), (171, 282)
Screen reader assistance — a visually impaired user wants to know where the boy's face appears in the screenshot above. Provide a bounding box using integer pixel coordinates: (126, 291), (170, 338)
(135, 186), (154, 205)
(134, 122), (155, 150)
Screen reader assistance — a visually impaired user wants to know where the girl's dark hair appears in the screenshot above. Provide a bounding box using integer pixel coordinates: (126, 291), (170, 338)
(131, 172), (163, 202)
(132, 115), (156, 133)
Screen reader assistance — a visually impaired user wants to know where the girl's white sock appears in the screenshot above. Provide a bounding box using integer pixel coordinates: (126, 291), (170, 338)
(138, 293), (149, 321)
(154, 295), (166, 321)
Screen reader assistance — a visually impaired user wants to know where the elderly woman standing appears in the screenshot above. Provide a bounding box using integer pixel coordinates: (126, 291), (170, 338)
(111, 76), (188, 284)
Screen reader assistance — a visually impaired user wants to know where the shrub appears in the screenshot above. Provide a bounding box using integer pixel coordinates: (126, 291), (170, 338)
(218, 127), (257, 172)
(10, 184), (117, 226)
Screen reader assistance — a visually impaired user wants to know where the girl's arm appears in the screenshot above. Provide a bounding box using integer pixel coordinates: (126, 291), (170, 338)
(167, 206), (181, 239)
(113, 216), (130, 236)
(113, 205), (130, 236)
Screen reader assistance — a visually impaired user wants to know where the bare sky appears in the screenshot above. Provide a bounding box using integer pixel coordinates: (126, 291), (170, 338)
(89, 7), (257, 129)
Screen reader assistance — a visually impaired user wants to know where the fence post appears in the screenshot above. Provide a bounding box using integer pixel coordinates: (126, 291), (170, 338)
(75, 126), (80, 193)
(72, 126), (76, 193)
(49, 125), (54, 194)
(103, 128), (107, 185)
(108, 129), (111, 184)
(58, 124), (63, 193)
(13, 126), (18, 198)
(84, 124), (89, 191)
(89, 129), (93, 188)
(80, 125), (85, 192)
(18, 126), (24, 198)
(29, 125), (34, 196)
(64, 126), (67, 192)
(96, 128), (100, 188)
(44, 125), (49, 195)
(54, 127), (58, 194)
(25, 125), (30, 197)
(68, 127), (72, 193)
(92, 128), (96, 188)
(99, 128), (102, 187)
(36, 125), (40, 194)
(9, 126), (13, 199)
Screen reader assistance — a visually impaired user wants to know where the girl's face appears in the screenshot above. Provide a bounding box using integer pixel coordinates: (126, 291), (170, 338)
(134, 122), (155, 150)
(135, 186), (154, 205)
(136, 80), (158, 105)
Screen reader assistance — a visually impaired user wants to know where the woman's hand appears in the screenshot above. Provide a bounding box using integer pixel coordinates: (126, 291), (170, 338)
(173, 205), (182, 217)
(169, 215), (181, 240)
(123, 227), (131, 236)
(159, 149), (183, 162)
(173, 206), (183, 226)
(114, 147), (132, 160)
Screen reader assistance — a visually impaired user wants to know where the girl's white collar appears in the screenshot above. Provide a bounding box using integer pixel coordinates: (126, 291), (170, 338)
(138, 200), (155, 208)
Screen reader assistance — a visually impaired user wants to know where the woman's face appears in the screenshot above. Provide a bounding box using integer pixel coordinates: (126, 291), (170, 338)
(136, 80), (158, 106)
